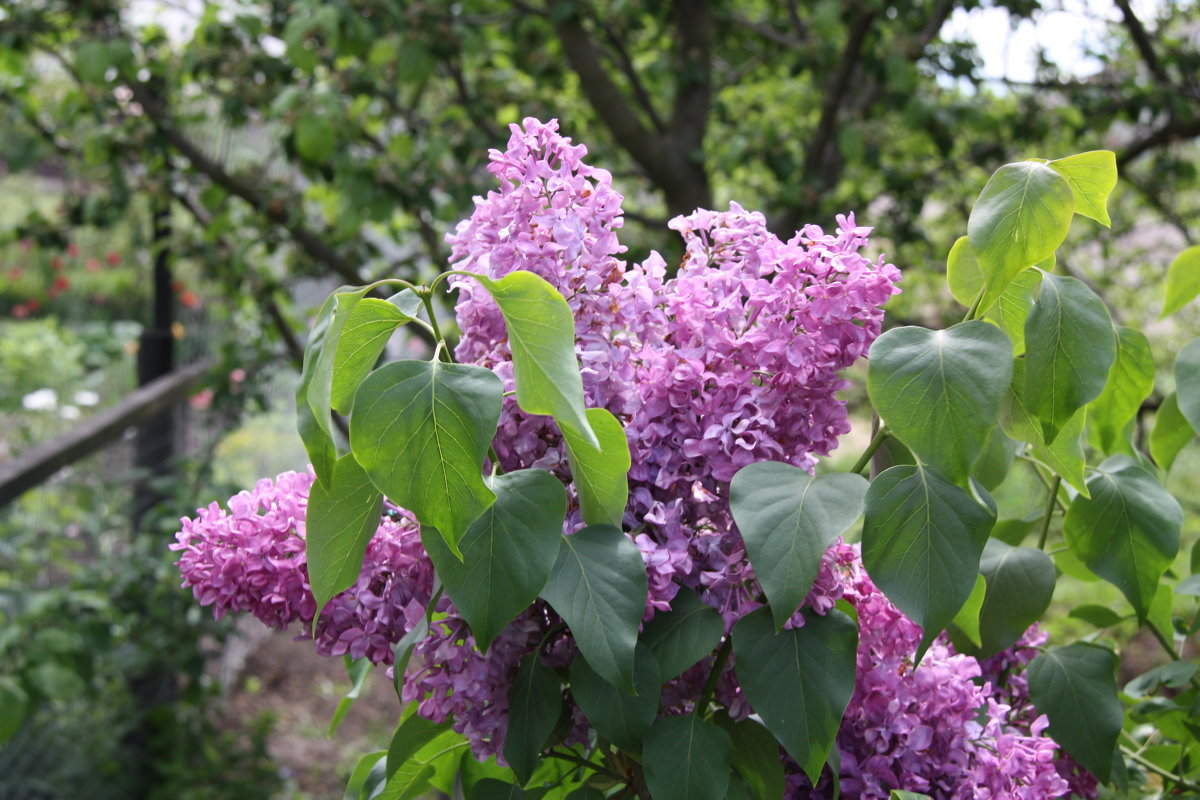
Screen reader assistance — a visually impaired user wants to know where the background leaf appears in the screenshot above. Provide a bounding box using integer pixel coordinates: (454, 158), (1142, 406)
(712, 713), (786, 800)
(1047, 150), (1117, 227)
(1161, 244), (1200, 318)
(1002, 360), (1090, 496)
(1174, 337), (1200, 433)
(350, 360), (502, 555)
(867, 322), (1013, 483)
(1023, 273), (1116, 443)
(422, 469), (565, 651)
(861, 465), (995, 660)
(561, 407), (631, 528)
(967, 161), (1074, 310)
(730, 463), (867, 629)
(732, 608), (857, 783)
(1087, 327), (1154, 455)
(539, 525), (647, 692)
(306, 453), (382, 623)
(1063, 456), (1182, 621)
(1150, 392), (1195, 472)
(642, 715), (732, 800)
(298, 293), (340, 482)
(946, 235), (981, 308)
(640, 586), (724, 680)
(570, 645), (660, 751)
(328, 656), (373, 737)
(1028, 643), (1122, 782)
(503, 653), (562, 785)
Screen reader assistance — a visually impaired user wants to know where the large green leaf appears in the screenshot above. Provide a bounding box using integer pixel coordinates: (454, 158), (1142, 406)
(539, 525), (647, 692)
(867, 322), (1013, 483)
(331, 295), (417, 415)
(1087, 327), (1154, 454)
(1063, 456), (1182, 621)
(861, 465), (995, 661)
(712, 713), (786, 800)
(1175, 337), (1200, 433)
(350, 360), (502, 556)
(730, 462), (867, 630)
(298, 293), (340, 482)
(975, 540), (1056, 657)
(422, 470), (565, 651)
(570, 645), (660, 751)
(503, 652), (562, 784)
(945, 235), (981, 309)
(642, 715), (732, 800)
(1150, 392), (1195, 472)
(1161, 245), (1200, 318)
(1048, 151), (1117, 227)
(561, 408), (630, 528)
(1028, 643), (1122, 783)
(967, 161), (1074, 310)
(983, 268), (1042, 356)
(1002, 359), (1090, 497)
(469, 271), (597, 448)
(640, 586), (724, 680)
(1023, 273), (1116, 443)
(307, 454), (382, 624)
(732, 608), (857, 783)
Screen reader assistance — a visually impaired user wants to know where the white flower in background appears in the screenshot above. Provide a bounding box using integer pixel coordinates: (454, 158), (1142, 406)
(22, 388), (57, 411)
(73, 390), (100, 407)
(60, 405), (81, 421)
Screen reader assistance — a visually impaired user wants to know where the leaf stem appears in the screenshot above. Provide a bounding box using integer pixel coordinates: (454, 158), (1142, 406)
(1036, 474), (1061, 550)
(546, 749), (621, 780)
(694, 636), (733, 718)
(851, 426), (889, 476)
(1119, 742), (1200, 792)
(420, 292), (450, 358)
(962, 289), (984, 322)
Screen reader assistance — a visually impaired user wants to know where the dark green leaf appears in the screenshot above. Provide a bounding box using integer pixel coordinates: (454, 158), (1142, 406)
(386, 713), (453, 781)
(1150, 392), (1195, 472)
(422, 470), (565, 651)
(540, 526), (647, 692)
(469, 271), (597, 448)
(1125, 662), (1198, 699)
(329, 656), (373, 737)
(861, 465), (995, 661)
(976, 540), (1056, 657)
(712, 712), (786, 800)
(1087, 327), (1154, 455)
(730, 462), (867, 629)
(1024, 273), (1116, 443)
(971, 427), (1016, 491)
(307, 454), (382, 623)
(640, 586), (724, 680)
(642, 715), (732, 800)
(1161, 245), (1200, 318)
(1068, 604), (1126, 628)
(1175, 338), (1200, 433)
(1048, 151), (1117, 227)
(1002, 359), (1090, 497)
(0, 677), (28, 743)
(1028, 643), (1122, 782)
(732, 608), (857, 783)
(991, 516), (1038, 547)
(867, 322), (1013, 483)
(1063, 456), (1182, 621)
(968, 161), (1074, 310)
(331, 296), (415, 415)
(504, 653), (562, 784)
(296, 111), (336, 163)
(350, 360), (502, 555)
(570, 645), (660, 750)
(561, 408), (630, 528)
(298, 294), (340, 482)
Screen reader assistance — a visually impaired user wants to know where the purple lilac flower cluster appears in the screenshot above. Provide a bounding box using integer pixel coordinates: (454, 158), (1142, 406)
(173, 118), (1088, 798)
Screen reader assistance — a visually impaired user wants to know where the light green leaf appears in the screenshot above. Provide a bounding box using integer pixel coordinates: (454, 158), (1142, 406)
(946, 235), (982, 309)
(307, 454), (382, 624)
(732, 608), (857, 783)
(328, 656), (373, 737)
(983, 268), (1042, 356)
(469, 779), (527, 800)
(561, 408), (630, 528)
(1024, 273), (1116, 443)
(861, 465), (995, 661)
(890, 793), (933, 800)
(296, 111), (337, 163)
(1174, 338), (1200, 433)
(1063, 456), (1182, 621)
(867, 322), (1013, 483)
(1028, 643), (1122, 782)
(75, 41), (112, 84)
(1048, 150), (1117, 227)
(344, 752), (387, 800)
(968, 161), (1075, 310)
(331, 296), (415, 415)
(643, 715), (732, 800)
(1002, 359), (1090, 497)
(949, 574), (986, 650)
(422, 470), (565, 652)
(640, 586), (724, 680)
(539, 525), (647, 692)
(503, 652), (562, 784)
(730, 462), (867, 630)
(1087, 327), (1154, 454)
(975, 540), (1056, 657)
(712, 713), (786, 800)
(469, 271), (597, 448)
(350, 360), (502, 556)
(386, 713), (453, 781)
(1160, 245), (1200, 318)
(1150, 392), (1195, 472)
(570, 645), (660, 751)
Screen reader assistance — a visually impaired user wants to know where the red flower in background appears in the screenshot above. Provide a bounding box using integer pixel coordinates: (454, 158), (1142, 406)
(105, 251), (120, 266)
(50, 257), (64, 272)
(85, 258), (100, 272)
(66, 242), (80, 257)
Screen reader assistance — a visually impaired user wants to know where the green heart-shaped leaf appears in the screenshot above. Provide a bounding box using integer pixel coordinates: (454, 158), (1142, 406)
(642, 715), (732, 800)
(1028, 643), (1122, 783)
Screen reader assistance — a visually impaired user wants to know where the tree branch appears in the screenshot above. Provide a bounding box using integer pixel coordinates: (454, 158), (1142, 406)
(1117, 116), (1200, 169)
(1113, 0), (1170, 86)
